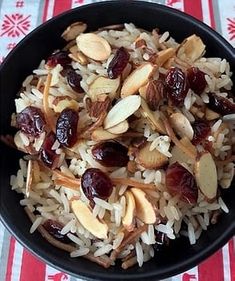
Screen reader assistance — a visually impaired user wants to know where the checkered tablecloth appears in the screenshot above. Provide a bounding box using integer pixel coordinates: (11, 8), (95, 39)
(0, 0), (235, 280)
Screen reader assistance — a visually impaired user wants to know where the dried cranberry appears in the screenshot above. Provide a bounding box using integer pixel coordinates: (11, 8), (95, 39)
(81, 168), (113, 202)
(187, 67), (207, 95)
(46, 51), (71, 68)
(40, 132), (58, 168)
(17, 106), (45, 137)
(56, 108), (78, 147)
(208, 93), (235, 115)
(192, 120), (210, 145)
(60, 65), (73, 77)
(92, 141), (129, 167)
(166, 162), (198, 204)
(165, 67), (189, 106)
(107, 47), (130, 79)
(153, 231), (169, 251)
(43, 219), (70, 243)
(67, 70), (83, 93)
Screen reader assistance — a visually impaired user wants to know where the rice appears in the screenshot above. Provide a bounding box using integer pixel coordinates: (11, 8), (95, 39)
(8, 22), (235, 269)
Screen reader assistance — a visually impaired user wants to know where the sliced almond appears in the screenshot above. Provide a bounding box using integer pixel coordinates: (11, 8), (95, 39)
(121, 63), (154, 98)
(130, 188), (156, 224)
(62, 22), (87, 41)
(69, 45), (88, 65)
(136, 142), (168, 169)
(170, 145), (192, 165)
(180, 137), (197, 156)
(205, 108), (220, 121)
(104, 95), (141, 129)
(177, 35), (205, 62)
(122, 191), (136, 231)
(26, 160), (33, 197)
(140, 98), (166, 134)
(88, 76), (120, 101)
(91, 128), (120, 141)
(53, 98), (79, 113)
(107, 120), (129, 134)
(71, 200), (108, 239)
(76, 33), (111, 61)
(155, 48), (175, 67)
(169, 112), (194, 140)
(195, 152), (218, 200)
(139, 84), (148, 100)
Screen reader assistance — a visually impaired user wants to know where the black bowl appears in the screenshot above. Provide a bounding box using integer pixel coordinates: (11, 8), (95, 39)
(1, 1), (235, 280)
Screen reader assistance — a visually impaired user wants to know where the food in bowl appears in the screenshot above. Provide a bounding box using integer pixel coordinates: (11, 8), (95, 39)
(7, 22), (235, 269)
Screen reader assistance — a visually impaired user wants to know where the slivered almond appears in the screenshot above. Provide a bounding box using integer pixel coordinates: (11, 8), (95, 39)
(26, 160), (33, 197)
(195, 152), (218, 200)
(155, 48), (175, 66)
(107, 120), (129, 134)
(140, 98), (166, 134)
(71, 200), (108, 239)
(62, 22), (87, 41)
(136, 142), (168, 169)
(130, 188), (156, 224)
(91, 128), (120, 141)
(88, 76), (120, 101)
(177, 35), (205, 62)
(122, 191), (135, 231)
(205, 108), (220, 121)
(169, 112), (194, 140)
(53, 98), (79, 113)
(104, 95), (141, 129)
(76, 33), (111, 61)
(121, 63), (154, 97)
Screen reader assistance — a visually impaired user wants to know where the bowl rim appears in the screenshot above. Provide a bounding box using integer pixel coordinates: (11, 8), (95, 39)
(1, 1), (235, 280)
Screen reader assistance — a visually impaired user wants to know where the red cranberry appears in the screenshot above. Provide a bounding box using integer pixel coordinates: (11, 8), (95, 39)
(17, 106), (45, 137)
(43, 220), (70, 243)
(66, 70), (83, 93)
(208, 93), (235, 115)
(46, 51), (71, 68)
(40, 132), (58, 168)
(187, 67), (207, 95)
(192, 120), (210, 145)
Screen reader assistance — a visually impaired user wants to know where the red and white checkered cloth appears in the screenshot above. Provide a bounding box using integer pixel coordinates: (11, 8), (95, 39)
(0, 1), (234, 280)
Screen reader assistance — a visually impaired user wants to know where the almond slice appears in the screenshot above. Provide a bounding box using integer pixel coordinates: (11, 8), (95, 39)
(205, 108), (220, 121)
(140, 98), (166, 134)
(71, 200), (108, 239)
(88, 76), (120, 101)
(121, 63), (154, 98)
(122, 191), (136, 231)
(76, 33), (111, 61)
(104, 95), (141, 129)
(52, 98), (79, 113)
(91, 128), (120, 141)
(107, 120), (129, 134)
(62, 22), (87, 41)
(177, 35), (205, 62)
(195, 152), (218, 200)
(139, 84), (148, 100)
(130, 188), (156, 224)
(170, 145), (192, 165)
(155, 48), (175, 67)
(169, 112), (194, 140)
(26, 160), (33, 197)
(136, 142), (168, 169)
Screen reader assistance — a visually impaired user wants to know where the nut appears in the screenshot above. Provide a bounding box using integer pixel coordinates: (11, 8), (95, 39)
(155, 48), (175, 66)
(146, 80), (165, 111)
(88, 76), (120, 101)
(139, 84), (148, 100)
(104, 95), (141, 129)
(169, 112), (194, 140)
(177, 35), (205, 62)
(121, 63), (154, 98)
(195, 152), (218, 200)
(76, 33), (111, 61)
(136, 142), (168, 169)
(71, 199), (108, 239)
(69, 45), (88, 65)
(53, 98), (79, 113)
(107, 120), (129, 134)
(122, 191), (136, 231)
(87, 97), (111, 119)
(140, 98), (166, 134)
(91, 128), (120, 141)
(62, 21), (87, 41)
(205, 108), (220, 121)
(130, 188), (156, 224)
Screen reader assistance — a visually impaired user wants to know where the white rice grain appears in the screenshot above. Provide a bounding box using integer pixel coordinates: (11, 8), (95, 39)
(94, 244), (113, 257)
(135, 241), (144, 267)
(67, 233), (85, 247)
(30, 216), (43, 233)
(188, 222), (196, 245)
(70, 248), (90, 257)
(94, 198), (113, 210)
(218, 197), (229, 213)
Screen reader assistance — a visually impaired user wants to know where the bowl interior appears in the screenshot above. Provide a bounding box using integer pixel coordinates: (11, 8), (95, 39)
(1, 1), (235, 280)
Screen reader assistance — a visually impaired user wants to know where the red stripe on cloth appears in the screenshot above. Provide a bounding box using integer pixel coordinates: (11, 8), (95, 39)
(5, 237), (16, 281)
(53, 0), (72, 17)
(42, 0), (50, 22)
(229, 240), (235, 281)
(183, 0), (203, 21)
(208, 0), (216, 29)
(198, 249), (224, 281)
(19, 249), (46, 281)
